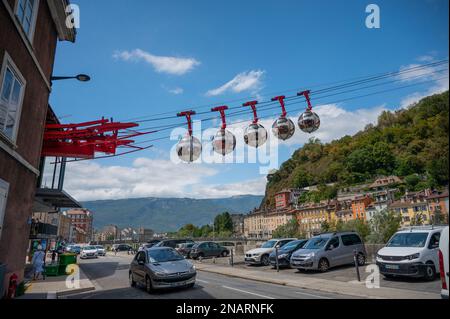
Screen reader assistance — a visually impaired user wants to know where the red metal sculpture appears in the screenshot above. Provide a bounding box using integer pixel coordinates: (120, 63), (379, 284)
(42, 118), (148, 159)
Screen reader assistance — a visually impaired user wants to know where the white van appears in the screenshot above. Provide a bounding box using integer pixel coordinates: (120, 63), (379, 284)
(439, 226), (449, 299)
(376, 226), (444, 281)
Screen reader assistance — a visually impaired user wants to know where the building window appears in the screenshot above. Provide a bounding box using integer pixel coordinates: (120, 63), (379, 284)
(0, 53), (26, 142)
(15, 0), (39, 40)
(0, 179), (9, 240)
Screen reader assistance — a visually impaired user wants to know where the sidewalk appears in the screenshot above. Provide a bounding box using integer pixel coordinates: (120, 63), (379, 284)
(194, 262), (440, 299)
(20, 264), (95, 299)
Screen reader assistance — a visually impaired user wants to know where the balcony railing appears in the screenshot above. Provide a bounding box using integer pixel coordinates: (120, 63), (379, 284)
(30, 222), (58, 239)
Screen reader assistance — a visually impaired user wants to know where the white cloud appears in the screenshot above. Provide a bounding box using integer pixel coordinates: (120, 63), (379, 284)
(63, 158), (265, 201)
(162, 85), (184, 95)
(113, 49), (200, 75)
(397, 58), (449, 108)
(206, 70), (265, 96)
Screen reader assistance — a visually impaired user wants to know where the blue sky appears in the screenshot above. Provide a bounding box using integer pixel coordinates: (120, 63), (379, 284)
(48, 0), (449, 201)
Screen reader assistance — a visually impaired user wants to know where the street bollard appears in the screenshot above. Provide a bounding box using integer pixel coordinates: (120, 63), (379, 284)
(275, 246), (279, 273)
(353, 249), (361, 282)
(230, 248), (234, 267)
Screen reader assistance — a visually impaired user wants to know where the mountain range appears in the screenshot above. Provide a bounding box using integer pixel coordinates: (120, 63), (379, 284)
(82, 195), (263, 232)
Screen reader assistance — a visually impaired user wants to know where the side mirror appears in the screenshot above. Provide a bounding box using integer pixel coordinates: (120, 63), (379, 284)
(138, 259), (145, 265)
(327, 245), (334, 251)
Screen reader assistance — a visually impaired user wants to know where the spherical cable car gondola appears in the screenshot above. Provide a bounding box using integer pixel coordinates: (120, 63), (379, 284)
(297, 90), (320, 134)
(176, 111), (202, 163)
(271, 95), (295, 141)
(211, 106), (236, 156)
(242, 101), (268, 148)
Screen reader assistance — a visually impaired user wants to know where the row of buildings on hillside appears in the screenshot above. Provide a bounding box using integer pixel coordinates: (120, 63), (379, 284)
(244, 176), (449, 239)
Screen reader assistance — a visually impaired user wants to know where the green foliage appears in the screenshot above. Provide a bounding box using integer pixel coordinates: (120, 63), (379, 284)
(272, 219), (306, 239)
(432, 207), (447, 225)
(367, 210), (402, 244)
(214, 212), (233, 233)
(264, 91), (449, 208)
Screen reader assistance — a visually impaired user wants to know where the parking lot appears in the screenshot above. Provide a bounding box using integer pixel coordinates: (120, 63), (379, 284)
(195, 256), (442, 294)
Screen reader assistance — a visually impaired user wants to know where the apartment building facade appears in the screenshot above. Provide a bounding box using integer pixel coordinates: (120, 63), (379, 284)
(0, 0), (75, 292)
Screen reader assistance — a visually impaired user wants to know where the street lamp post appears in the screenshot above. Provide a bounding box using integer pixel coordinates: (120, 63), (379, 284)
(50, 74), (91, 85)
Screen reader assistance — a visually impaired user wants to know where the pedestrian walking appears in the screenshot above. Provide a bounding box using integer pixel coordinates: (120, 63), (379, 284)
(31, 245), (45, 281)
(51, 250), (56, 264)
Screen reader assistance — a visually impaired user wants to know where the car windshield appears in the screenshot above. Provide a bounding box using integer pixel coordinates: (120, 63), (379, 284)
(83, 246), (96, 250)
(387, 233), (428, 248)
(148, 249), (184, 263)
(282, 241), (302, 250)
(261, 240), (277, 248)
(303, 237), (330, 250)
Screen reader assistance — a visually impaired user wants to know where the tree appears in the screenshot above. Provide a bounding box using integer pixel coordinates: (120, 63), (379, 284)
(214, 212), (233, 233)
(272, 219), (305, 239)
(432, 207), (447, 225)
(340, 219), (371, 242)
(410, 213), (425, 226)
(292, 168), (312, 188)
(367, 210), (402, 244)
(320, 220), (331, 232)
(404, 174), (421, 190)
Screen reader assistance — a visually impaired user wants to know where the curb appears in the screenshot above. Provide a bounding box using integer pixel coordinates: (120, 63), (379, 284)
(56, 286), (96, 297)
(196, 265), (439, 299)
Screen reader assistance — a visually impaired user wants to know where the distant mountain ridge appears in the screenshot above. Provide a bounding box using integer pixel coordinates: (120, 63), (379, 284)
(82, 195), (264, 232)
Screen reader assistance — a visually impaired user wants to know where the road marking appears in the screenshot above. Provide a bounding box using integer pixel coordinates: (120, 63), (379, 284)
(47, 292), (57, 299)
(196, 279), (210, 284)
(294, 291), (332, 299)
(222, 286), (275, 299)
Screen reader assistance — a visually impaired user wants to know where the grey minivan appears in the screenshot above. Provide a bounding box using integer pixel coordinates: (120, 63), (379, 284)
(129, 247), (196, 292)
(290, 232), (366, 272)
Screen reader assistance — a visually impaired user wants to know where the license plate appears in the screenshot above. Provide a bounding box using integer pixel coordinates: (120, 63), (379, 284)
(171, 281), (186, 287)
(385, 264), (399, 270)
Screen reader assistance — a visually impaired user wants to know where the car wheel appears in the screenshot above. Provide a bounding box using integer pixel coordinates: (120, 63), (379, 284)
(129, 272), (136, 287)
(261, 255), (270, 266)
(186, 283), (195, 289)
(198, 253), (204, 260)
(318, 258), (329, 272)
(221, 250), (228, 257)
(145, 276), (153, 293)
(424, 262), (436, 281)
(357, 253), (366, 266)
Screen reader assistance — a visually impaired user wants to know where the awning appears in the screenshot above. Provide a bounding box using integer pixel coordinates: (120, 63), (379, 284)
(34, 188), (81, 212)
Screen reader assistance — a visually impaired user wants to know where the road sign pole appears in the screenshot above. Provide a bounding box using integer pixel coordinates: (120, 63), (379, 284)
(354, 249), (361, 282)
(275, 246), (279, 272)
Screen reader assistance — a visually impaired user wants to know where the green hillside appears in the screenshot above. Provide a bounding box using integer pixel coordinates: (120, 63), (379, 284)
(263, 91), (449, 208)
(83, 195), (263, 232)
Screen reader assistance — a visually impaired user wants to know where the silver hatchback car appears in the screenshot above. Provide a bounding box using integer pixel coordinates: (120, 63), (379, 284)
(129, 247), (196, 292)
(290, 232), (366, 272)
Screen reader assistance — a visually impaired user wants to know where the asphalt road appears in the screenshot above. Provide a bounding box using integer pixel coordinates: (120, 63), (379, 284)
(63, 255), (360, 299)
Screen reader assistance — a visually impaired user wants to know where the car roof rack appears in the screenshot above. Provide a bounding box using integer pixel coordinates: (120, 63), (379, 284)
(399, 225), (447, 232)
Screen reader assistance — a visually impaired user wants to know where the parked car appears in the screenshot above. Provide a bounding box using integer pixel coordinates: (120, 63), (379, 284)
(176, 242), (196, 258)
(291, 232), (366, 272)
(112, 244), (133, 252)
(154, 239), (195, 249)
(94, 245), (106, 256)
(245, 238), (296, 266)
(376, 226), (444, 281)
(80, 246), (99, 259)
(269, 239), (308, 268)
(129, 247), (196, 292)
(190, 242), (229, 260)
(439, 226), (449, 299)
(65, 245), (81, 255)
